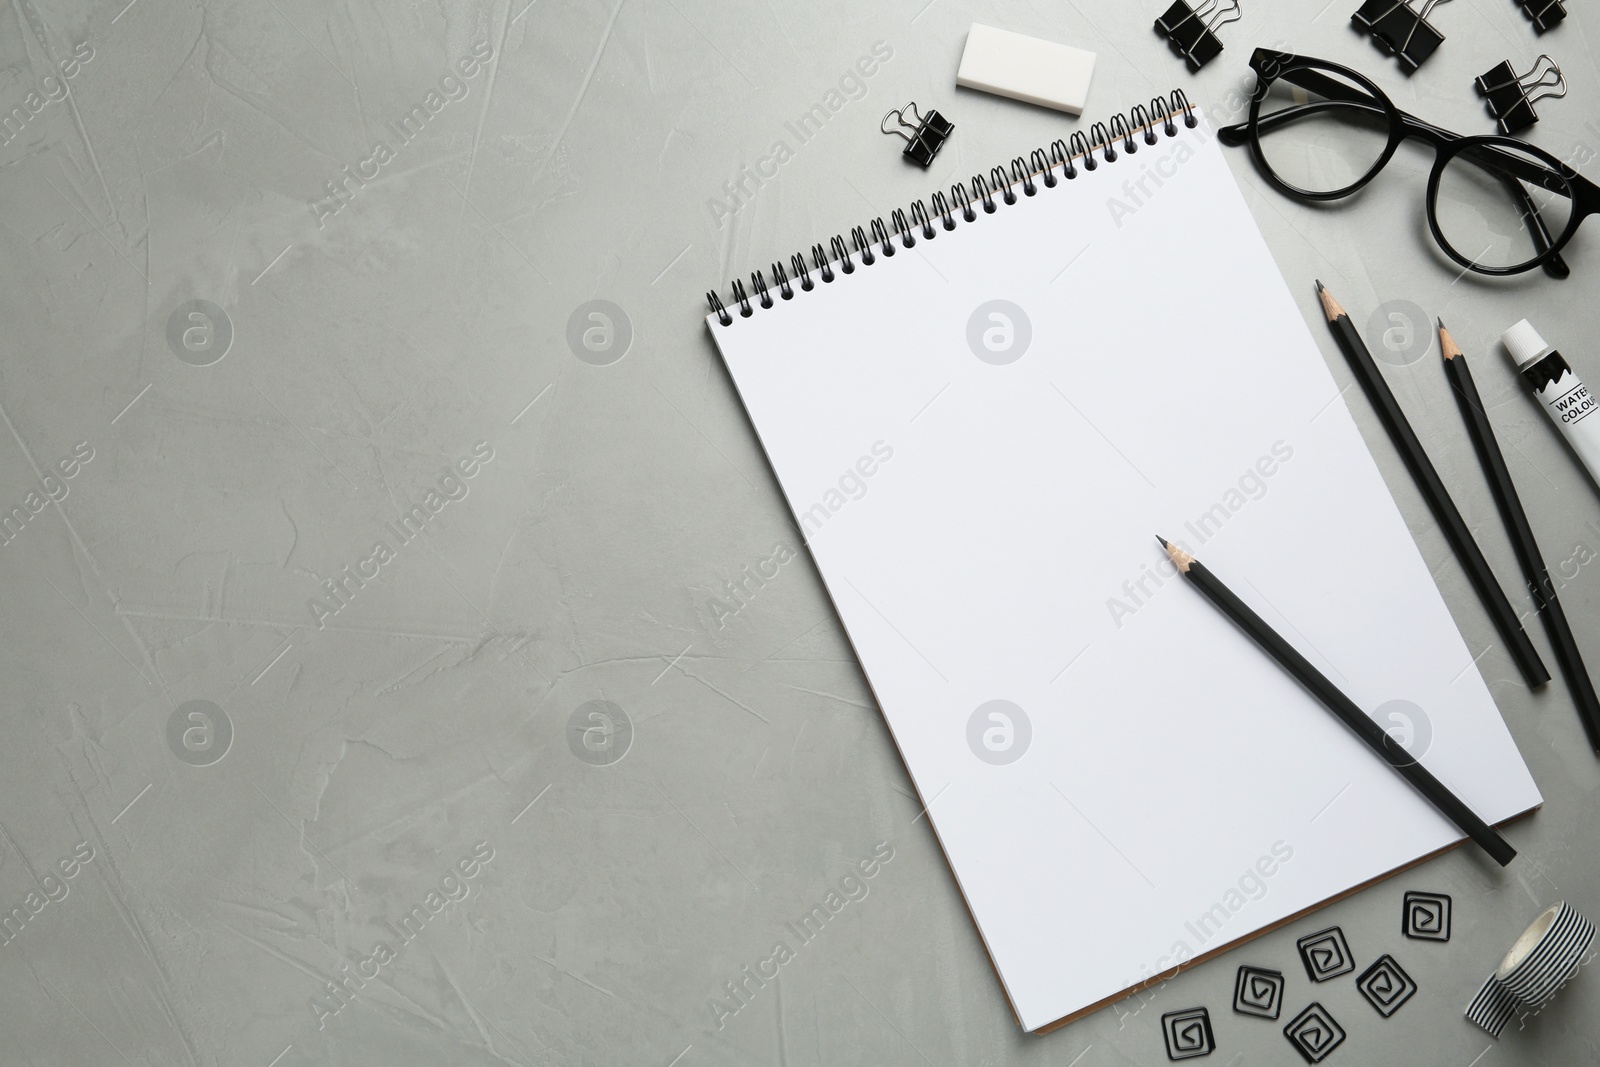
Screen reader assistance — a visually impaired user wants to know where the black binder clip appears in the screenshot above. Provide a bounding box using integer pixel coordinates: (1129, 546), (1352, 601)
(1516, 1), (1565, 34)
(881, 103), (954, 168)
(1351, 0), (1452, 73)
(1154, 0), (1241, 72)
(1475, 55), (1565, 134)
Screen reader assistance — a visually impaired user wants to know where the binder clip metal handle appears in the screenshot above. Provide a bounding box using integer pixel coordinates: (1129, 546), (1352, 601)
(881, 102), (954, 168)
(1352, 0), (1453, 74)
(1517, 0), (1566, 34)
(1475, 54), (1566, 134)
(1154, 0), (1241, 73)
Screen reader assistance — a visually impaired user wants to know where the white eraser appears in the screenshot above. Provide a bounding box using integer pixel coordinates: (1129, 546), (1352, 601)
(956, 24), (1097, 116)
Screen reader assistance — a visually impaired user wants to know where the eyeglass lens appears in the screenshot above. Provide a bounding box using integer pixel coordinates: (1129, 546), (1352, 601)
(1434, 143), (1574, 273)
(1255, 70), (1390, 197)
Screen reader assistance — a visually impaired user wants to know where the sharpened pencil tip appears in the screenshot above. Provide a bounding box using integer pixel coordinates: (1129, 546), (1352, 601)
(1439, 321), (1462, 361)
(1159, 538), (1195, 573)
(1315, 281), (1344, 322)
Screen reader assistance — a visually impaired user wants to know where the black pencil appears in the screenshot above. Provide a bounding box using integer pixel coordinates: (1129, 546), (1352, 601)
(1316, 282), (1549, 689)
(1157, 537), (1516, 866)
(1439, 322), (1600, 752)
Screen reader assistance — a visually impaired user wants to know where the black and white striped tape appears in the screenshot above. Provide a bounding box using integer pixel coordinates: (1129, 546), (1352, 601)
(1464, 901), (1594, 1037)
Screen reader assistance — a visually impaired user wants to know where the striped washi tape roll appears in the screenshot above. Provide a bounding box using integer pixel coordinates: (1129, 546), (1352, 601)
(1465, 901), (1595, 1037)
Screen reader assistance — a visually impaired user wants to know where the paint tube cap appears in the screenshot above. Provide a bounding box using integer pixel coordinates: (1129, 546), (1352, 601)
(1502, 319), (1553, 368)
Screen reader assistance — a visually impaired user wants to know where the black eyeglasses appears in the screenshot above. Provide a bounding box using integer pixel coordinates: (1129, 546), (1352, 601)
(1218, 49), (1599, 279)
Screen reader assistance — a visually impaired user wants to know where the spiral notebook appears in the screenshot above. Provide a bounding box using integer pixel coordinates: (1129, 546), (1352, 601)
(704, 92), (1541, 1032)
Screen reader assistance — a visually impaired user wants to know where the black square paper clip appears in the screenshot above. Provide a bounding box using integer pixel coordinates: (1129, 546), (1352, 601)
(1154, 0), (1242, 72)
(1517, 0), (1565, 34)
(880, 103), (954, 168)
(1475, 54), (1565, 134)
(1352, 0), (1452, 73)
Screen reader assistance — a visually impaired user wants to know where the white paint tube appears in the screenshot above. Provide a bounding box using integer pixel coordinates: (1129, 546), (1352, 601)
(1503, 319), (1600, 491)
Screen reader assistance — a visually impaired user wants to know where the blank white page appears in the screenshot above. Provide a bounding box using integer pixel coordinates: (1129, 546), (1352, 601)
(706, 112), (1541, 1032)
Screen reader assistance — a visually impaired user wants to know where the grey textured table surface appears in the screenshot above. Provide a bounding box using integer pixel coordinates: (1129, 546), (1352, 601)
(2, 0), (1598, 1064)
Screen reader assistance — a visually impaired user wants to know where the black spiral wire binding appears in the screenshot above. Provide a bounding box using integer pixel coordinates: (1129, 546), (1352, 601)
(953, 182), (975, 221)
(850, 224), (873, 265)
(1031, 148), (1055, 188)
(890, 208), (913, 248)
(973, 173), (996, 213)
(708, 289), (731, 325)
(831, 234), (853, 273)
(991, 166), (1016, 205)
(791, 251), (813, 291)
(1070, 130), (1095, 171)
(1153, 96), (1176, 137)
(1051, 138), (1077, 180)
(1130, 104), (1158, 146)
(708, 90), (1201, 324)
(1009, 158), (1035, 196)
(812, 242), (833, 283)
(870, 217), (893, 257)
(1110, 114), (1136, 155)
(1174, 88), (1198, 127)
(1090, 121), (1115, 163)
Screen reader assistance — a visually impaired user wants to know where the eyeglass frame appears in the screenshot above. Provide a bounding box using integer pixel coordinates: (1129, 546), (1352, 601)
(1217, 48), (1600, 279)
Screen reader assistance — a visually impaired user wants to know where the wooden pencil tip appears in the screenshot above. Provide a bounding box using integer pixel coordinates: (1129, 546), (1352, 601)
(1159, 537), (1195, 573)
(1439, 321), (1463, 361)
(1316, 282), (1344, 322)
